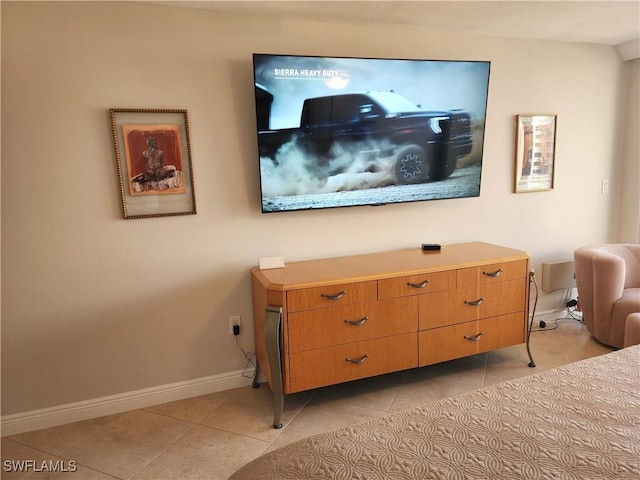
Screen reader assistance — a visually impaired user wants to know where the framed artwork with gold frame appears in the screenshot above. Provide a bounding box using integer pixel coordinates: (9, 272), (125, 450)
(110, 108), (196, 219)
(514, 114), (557, 193)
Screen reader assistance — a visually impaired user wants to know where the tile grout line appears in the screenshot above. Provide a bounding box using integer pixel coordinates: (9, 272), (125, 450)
(125, 417), (200, 480)
(127, 395), (256, 479)
(387, 369), (410, 414)
(3, 436), (123, 480)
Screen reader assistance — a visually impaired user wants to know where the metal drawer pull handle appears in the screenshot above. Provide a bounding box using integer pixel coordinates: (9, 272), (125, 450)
(482, 269), (503, 277)
(407, 280), (430, 289)
(322, 290), (346, 301)
(465, 297), (485, 306)
(345, 316), (369, 326)
(464, 332), (484, 342)
(345, 354), (370, 365)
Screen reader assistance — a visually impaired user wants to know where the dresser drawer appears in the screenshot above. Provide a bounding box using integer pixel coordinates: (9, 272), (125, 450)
(288, 297), (418, 353)
(287, 281), (377, 312)
(419, 278), (526, 330)
(419, 312), (525, 366)
(457, 259), (528, 287)
(289, 333), (418, 392)
(378, 270), (456, 299)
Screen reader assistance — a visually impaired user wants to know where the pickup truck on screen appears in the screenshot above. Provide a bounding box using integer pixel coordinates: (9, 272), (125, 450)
(257, 88), (473, 185)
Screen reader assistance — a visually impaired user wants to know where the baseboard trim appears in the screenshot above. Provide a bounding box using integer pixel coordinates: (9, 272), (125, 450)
(1, 369), (265, 437)
(3, 309), (570, 437)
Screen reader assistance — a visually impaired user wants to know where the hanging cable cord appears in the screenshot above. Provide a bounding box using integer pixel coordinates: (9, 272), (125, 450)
(235, 335), (257, 379)
(530, 288), (583, 332)
(526, 270), (538, 367)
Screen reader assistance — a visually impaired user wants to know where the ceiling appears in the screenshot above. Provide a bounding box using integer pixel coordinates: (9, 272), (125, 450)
(157, 1), (640, 47)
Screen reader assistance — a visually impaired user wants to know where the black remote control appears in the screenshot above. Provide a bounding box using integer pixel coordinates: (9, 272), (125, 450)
(422, 243), (441, 251)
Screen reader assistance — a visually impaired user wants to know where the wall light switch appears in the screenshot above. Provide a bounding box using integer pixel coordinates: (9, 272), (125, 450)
(601, 179), (609, 194)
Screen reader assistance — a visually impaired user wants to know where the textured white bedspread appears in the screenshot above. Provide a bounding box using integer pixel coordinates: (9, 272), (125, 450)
(230, 346), (640, 479)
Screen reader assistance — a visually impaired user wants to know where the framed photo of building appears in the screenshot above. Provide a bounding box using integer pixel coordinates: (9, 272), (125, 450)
(110, 108), (196, 219)
(514, 114), (557, 193)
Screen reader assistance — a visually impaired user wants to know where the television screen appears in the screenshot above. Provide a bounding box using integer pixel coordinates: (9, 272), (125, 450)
(252, 54), (491, 213)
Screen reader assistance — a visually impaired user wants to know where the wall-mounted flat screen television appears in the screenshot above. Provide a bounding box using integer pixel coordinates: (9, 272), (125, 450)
(252, 54), (491, 213)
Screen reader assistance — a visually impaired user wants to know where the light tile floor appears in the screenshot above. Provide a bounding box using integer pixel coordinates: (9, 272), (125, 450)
(2, 316), (614, 480)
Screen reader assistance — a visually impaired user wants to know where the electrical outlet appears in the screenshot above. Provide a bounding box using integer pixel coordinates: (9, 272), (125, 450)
(229, 316), (241, 334)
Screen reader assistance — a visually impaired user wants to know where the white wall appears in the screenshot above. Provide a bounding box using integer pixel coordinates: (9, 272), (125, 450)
(1, 1), (629, 416)
(618, 58), (640, 243)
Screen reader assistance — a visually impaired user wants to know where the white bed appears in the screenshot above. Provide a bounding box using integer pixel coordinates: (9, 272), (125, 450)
(230, 345), (640, 479)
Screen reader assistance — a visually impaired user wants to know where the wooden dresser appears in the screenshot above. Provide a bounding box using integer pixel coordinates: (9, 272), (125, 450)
(251, 242), (530, 427)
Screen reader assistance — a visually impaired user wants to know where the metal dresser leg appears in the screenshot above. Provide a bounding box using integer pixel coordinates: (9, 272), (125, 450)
(526, 270), (537, 368)
(264, 306), (284, 429)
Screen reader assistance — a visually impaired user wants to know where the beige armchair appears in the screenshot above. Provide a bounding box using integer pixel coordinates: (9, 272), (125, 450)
(574, 244), (640, 348)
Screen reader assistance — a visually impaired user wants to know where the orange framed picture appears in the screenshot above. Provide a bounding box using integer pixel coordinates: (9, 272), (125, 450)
(110, 109), (196, 219)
